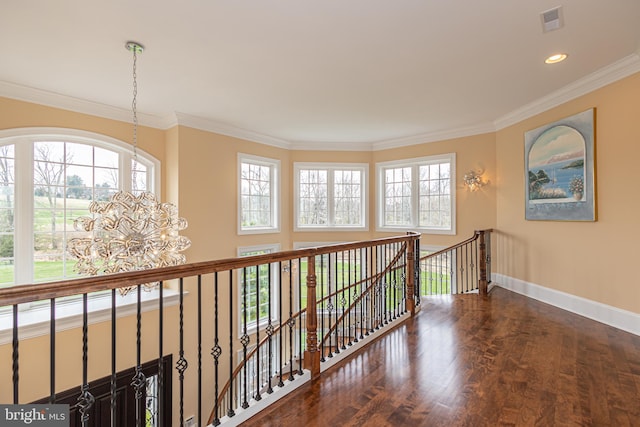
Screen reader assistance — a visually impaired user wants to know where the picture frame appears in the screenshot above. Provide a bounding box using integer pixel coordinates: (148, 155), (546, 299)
(524, 109), (596, 221)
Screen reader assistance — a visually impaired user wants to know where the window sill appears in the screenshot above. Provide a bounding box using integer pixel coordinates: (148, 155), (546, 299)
(0, 288), (181, 345)
(376, 226), (455, 235)
(294, 225), (368, 232)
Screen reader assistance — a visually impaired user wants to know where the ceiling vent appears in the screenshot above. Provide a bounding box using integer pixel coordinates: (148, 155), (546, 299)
(540, 6), (564, 33)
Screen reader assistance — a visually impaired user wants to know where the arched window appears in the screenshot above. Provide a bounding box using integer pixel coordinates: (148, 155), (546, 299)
(0, 128), (160, 287)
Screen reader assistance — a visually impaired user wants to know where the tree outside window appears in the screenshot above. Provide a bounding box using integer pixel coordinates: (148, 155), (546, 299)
(294, 163), (368, 231)
(377, 154), (456, 234)
(238, 154), (279, 234)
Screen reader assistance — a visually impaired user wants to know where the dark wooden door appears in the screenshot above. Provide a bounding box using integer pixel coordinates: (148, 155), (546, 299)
(34, 355), (172, 426)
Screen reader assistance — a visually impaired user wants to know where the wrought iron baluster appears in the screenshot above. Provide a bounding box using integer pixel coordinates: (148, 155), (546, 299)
(50, 298), (56, 404)
(78, 293), (95, 426)
(197, 275), (203, 427)
(288, 261), (295, 381)
(110, 290), (116, 427)
(211, 273), (222, 426)
(176, 279), (189, 426)
(266, 262), (274, 393)
(158, 282), (164, 427)
(360, 247), (366, 339)
(297, 258), (303, 375)
(12, 305), (18, 404)
(241, 267), (249, 409)
(255, 265), (261, 401)
(278, 262), (285, 387)
(319, 254), (326, 362)
(227, 270), (235, 418)
(131, 285), (146, 427)
(327, 253), (334, 357)
(347, 249), (352, 346)
(474, 239), (479, 291)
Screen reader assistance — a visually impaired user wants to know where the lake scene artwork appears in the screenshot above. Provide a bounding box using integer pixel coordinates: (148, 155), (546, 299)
(524, 109), (596, 221)
(528, 125), (585, 204)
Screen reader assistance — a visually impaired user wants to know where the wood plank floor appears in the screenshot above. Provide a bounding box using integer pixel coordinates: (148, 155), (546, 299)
(242, 287), (640, 427)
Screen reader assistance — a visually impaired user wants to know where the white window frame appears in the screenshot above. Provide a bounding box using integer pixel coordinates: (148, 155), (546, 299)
(0, 128), (160, 287)
(294, 162), (368, 232)
(376, 153), (456, 235)
(237, 154), (280, 235)
(237, 243), (280, 336)
(0, 127), (163, 340)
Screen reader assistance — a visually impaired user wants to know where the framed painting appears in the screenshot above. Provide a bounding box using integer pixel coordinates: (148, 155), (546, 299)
(524, 109), (596, 221)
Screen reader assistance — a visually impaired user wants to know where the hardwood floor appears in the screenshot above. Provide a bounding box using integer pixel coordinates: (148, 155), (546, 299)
(243, 287), (640, 426)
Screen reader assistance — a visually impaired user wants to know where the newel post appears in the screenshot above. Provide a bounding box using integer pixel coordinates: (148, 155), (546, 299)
(304, 253), (321, 378)
(478, 231), (488, 296)
(406, 234), (416, 316)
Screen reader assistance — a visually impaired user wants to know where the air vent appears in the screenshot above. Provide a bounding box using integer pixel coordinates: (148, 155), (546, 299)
(540, 6), (564, 33)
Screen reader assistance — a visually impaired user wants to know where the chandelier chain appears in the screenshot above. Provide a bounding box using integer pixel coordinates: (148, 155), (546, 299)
(132, 46), (139, 162)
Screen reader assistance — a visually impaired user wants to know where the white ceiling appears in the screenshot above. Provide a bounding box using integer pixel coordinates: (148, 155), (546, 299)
(1, 0), (639, 149)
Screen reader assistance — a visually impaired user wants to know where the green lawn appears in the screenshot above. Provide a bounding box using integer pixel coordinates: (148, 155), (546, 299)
(0, 260), (79, 286)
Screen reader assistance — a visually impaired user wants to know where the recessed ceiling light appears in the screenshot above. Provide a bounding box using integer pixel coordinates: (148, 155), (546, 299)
(545, 53), (568, 64)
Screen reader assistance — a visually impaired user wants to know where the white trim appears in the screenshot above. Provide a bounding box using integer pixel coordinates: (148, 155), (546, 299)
(371, 122), (496, 151)
(494, 53), (640, 130)
(493, 273), (640, 337)
(2, 54), (640, 152)
(0, 288), (181, 345)
(237, 153), (281, 235)
(174, 112), (292, 150)
(376, 153), (456, 235)
(0, 80), (170, 129)
(289, 139), (374, 152)
(217, 371), (311, 426)
(320, 312), (410, 373)
(293, 162), (369, 232)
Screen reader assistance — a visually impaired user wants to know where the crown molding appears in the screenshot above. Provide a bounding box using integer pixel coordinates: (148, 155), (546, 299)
(289, 139), (374, 152)
(0, 80), (168, 129)
(371, 122), (496, 151)
(2, 52), (639, 151)
(172, 112), (292, 149)
(494, 53), (640, 130)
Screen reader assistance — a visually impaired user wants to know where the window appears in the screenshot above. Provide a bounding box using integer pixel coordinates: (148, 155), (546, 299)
(377, 153), (456, 234)
(238, 244), (280, 333)
(294, 163), (368, 231)
(0, 129), (159, 287)
(238, 154), (280, 234)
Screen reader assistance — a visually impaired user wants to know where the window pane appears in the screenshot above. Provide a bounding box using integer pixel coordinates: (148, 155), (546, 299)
(384, 166), (411, 226)
(239, 247), (277, 329)
(334, 169), (362, 226)
(419, 162), (452, 228)
(298, 169), (328, 226)
(240, 160), (274, 229)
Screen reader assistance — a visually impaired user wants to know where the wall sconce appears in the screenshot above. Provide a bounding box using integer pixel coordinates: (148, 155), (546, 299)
(463, 170), (487, 192)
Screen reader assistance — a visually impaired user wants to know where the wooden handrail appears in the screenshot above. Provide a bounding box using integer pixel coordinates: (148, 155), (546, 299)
(0, 232), (421, 307)
(418, 229), (493, 261)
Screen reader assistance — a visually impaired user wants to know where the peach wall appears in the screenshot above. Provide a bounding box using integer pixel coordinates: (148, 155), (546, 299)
(174, 126), (292, 262)
(495, 72), (640, 315)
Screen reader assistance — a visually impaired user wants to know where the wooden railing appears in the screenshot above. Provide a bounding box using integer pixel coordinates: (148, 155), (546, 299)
(418, 229), (493, 297)
(0, 232), (421, 427)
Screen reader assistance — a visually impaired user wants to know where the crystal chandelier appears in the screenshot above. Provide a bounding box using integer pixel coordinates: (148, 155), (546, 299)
(68, 42), (191, 295)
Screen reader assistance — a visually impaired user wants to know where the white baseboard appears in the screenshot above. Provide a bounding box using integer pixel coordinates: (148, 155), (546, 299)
(493, 273), (640, 337)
